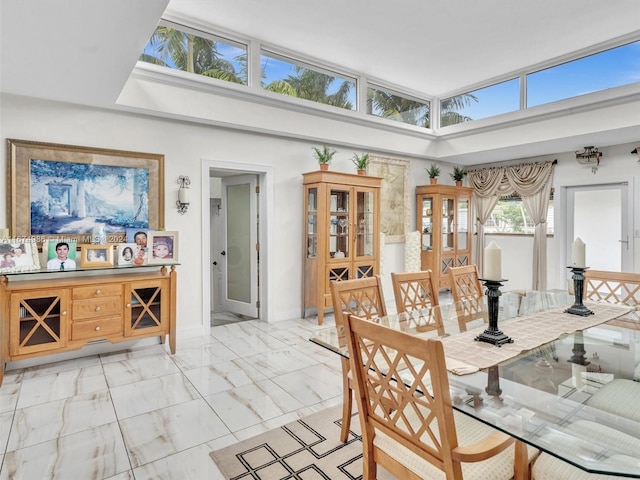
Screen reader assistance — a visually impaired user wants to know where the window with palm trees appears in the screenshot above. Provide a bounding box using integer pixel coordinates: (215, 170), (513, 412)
(440, 78), (518, 127)
(367, 85), (430, 127)
(260, 52), (356, 110)
(140, 23), (248, 84)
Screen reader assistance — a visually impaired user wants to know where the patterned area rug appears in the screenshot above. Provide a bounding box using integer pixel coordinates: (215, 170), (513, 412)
(210, 406), (393, 479)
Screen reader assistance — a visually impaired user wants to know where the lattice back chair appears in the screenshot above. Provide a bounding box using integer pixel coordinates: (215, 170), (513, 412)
(344, 314), (535, 480)
(583, 270), (640, 306)
(330, 275), (388, 443)
(449, 264), (487, 332)
(391, 270), (444, 336)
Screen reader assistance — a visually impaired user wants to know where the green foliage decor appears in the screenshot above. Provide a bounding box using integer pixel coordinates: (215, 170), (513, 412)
(312, 145), (336, 164)
(426, 163), (441, 178)
(351, 152), (370, 170)
(450, 166), (467, 182)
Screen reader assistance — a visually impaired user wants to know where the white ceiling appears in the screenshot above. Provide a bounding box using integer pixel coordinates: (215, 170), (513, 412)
(2, 0), (640, 163)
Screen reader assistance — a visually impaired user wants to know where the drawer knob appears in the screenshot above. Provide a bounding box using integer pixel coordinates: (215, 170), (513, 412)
(95, 306), (101, 312)
(62, 311), (67, 316)
(126, 303), (131, 308)
(95, 326), (101, 331)
(96, 289), (101, 295)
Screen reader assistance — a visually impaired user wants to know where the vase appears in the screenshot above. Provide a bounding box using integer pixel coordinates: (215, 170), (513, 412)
(357, 169), (366, 175)
(319, 163), (329, 171)
(430, 178), (437, 185)
(456, 180), (462, 187)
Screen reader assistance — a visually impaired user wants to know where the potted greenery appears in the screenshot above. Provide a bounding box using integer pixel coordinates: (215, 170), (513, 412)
(426, 163), (441, 184)
(351, 152), (370, 175)
(312, 145), (336, 170)
(450, 166), (467, 186)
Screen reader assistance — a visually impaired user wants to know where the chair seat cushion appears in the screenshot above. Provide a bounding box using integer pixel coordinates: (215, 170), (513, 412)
(373, 408), (537, 480)
(532, 453), (640, 479)
(532, 420), (640, 479)
(586, 379), (640, 421)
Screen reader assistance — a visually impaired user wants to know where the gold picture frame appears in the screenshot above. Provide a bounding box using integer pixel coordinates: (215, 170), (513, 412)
(79, 244), (115, 268)
(8, 139), (164, 244)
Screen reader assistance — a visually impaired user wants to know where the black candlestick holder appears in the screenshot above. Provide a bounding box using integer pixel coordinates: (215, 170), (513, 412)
(475, 279), (514, 347)
(565, 267), (594, 316)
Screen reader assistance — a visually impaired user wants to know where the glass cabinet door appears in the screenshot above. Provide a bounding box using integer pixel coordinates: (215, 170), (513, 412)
(457, 197), (469, 251)
(355, 190), (375, 257)
(442, 197), (455, 252)
(421, 196), (433, 251)
(307, 187), (317, 258)
(329, 188), (350, 259)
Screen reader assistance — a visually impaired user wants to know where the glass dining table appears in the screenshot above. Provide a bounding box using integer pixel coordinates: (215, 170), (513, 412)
(309, 291), (640, 477)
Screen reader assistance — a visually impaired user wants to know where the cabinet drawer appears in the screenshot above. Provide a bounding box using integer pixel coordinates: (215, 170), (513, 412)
(73, 284), (122, 300)
(71, 316), (122, 340)
(73, 296), (122, 319)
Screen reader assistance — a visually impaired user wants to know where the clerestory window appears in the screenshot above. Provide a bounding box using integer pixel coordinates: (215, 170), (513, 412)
(367, 85), (431, 128)
(140, 23), (247, 85)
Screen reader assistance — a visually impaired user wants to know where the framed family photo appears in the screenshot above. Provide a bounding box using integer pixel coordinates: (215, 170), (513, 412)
(148, 231), (179, 264)
(116, 243), (137, 266)
(80, 244), (114, 268)
(44, 240), (77, 270)
(8, 139), (165, 244)
(0, 239), (41, 273)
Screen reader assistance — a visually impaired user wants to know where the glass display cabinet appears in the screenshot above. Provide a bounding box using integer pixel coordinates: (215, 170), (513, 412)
(416, 184), (473, 290)
(303, 170), (381, 324)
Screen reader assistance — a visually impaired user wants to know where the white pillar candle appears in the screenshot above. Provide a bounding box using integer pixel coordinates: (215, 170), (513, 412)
(179, 187), (190, 204)
(484, 240), (502, 281)
(571, 237), (586, 268)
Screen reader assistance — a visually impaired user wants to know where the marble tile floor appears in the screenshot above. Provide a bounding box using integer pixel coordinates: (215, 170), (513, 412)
(0, 316), (343, 479)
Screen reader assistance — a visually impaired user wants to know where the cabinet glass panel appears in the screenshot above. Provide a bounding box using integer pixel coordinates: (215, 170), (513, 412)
(329, 188), (349, 259)
(421, 196), (433, 251)
(307, 187), (318, 258)
(442, 198), (455, 251)
(18, 296), (62, 347)
(457, 197), (469, 250)
(356, 191), (374, 257)
(130, 286), (162, 330)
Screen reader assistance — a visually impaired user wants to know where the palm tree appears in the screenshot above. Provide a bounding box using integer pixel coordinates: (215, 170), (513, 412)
(439, 93), (478, 126)
(367, 89), (430, 127)
(142, 26), (244, 83)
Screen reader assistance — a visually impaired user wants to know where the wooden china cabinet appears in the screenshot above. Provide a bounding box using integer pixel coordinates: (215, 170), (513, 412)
(302, 170), (382, 324)
(416, 184), (473, 290)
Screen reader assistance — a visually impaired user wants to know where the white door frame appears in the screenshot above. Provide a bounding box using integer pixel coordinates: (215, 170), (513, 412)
(201, 159), (273, 334)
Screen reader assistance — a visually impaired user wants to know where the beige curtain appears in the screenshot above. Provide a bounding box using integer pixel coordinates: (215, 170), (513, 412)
(468, 161), (555, 289)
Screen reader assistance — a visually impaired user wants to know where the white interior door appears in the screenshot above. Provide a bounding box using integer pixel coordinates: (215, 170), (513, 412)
(221, 175), (259, 318)
(566, 183), (630, 272)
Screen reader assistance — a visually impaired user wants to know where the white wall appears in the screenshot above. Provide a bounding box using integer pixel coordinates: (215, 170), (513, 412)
(1, 93), (637, 339)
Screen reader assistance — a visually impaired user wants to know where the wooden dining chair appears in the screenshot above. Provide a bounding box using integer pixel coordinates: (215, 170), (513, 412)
(449, 264), (487, 332)
(583, 270), (640, 306)
(391, 270), (444, 336)
(330, 275), (387, 443)
(343, 314), (536, 480)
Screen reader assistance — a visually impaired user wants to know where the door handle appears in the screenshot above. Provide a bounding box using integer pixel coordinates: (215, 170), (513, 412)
(213, 261), (218, 266)
(221, 251), (226, 256)
(618, 236), (629, 249)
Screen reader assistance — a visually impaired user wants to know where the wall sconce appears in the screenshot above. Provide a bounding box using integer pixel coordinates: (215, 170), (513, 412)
(575, 146), (602, 174)
(176, 175), (190, 214)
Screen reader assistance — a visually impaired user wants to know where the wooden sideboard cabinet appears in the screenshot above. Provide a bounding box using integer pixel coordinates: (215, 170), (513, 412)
(302, 170), (382, 325)
(0, 265), (177, 386)
(416, 184), (473, 290)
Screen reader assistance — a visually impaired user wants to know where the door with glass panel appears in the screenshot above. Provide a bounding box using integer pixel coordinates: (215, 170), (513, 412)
(221, 175), (259, 318)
